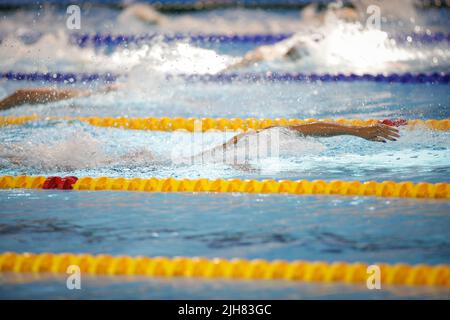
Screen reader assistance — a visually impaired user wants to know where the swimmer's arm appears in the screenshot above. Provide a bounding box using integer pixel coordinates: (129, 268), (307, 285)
(0, 88), (89, 110)
(288, 122), (400, 142)
(0, 85), (120, 110)
(195, 122), (399, 164)
(223, 50), (266, 71)
(224, 37), (299, 71)
(225, 46), (291, 71)
(223, 123), (399, 146)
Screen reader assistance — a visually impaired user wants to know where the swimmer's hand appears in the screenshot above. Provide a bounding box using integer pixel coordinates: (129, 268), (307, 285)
(355, 124), (400, 143)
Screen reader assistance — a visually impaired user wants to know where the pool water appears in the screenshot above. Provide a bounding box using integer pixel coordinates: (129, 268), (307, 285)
(1, 190), (449, 299)
(0, 3), (449, 299)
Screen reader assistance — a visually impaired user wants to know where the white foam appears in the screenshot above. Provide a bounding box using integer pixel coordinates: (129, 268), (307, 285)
(0, 130), (111, 171)
(110, 41), (238, 75)
(186, 127), (327, 166)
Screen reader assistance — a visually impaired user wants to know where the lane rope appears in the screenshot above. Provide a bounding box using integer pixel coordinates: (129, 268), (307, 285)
(0, 176), (448, 199)
(1, 116), (449, 132)
(2, 0), (448, 11)
(0, 252), (448, 287)
(70, 32), (450, 47)
(2, 71), (449, 84)
(0, 71), (117, 83)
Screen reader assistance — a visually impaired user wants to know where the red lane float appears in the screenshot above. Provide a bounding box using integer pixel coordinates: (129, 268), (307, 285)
(42, 176), (78, 190)
(380, 119), (408, 127)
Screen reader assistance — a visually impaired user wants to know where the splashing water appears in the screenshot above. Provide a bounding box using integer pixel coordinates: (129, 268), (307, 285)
(0, 31), (237, 74)
(0, 124), (327, 173)
(293, 21), (450, 73)
(0, 129), (112, 171)
(0, 31), (103, 72)
(109, 41), (238, 74)
(0, 4), (449, 75)
(187, 127), (326, 166)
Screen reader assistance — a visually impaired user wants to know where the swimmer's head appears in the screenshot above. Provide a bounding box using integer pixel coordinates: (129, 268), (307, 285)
(324, 2), (360, 23)
(121, 3), (166, 25)
(301, 2), (360, 25)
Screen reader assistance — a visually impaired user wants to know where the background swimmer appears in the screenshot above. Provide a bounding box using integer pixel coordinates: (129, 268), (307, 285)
(224, 2), (361, 70)
(119, 2), (361, 71)
(0, 85), (119, 110)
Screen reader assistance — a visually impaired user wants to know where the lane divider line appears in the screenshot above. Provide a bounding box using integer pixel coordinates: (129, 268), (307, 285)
(2, 71), (449, 84)
(0, 252), (448, 287)
(1, 116), (449, 131)
(69, 31), (450, 47)
(0, 176), (448, 199)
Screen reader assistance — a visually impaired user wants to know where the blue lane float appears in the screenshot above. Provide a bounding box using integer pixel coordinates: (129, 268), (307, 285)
(69, 32), (450, 47)
(70, 33), (292, 47)
(1, 71), (450, 84)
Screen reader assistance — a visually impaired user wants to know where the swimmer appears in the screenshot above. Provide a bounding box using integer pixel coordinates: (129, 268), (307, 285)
(196, 123), (400, 168)
(190, 121), (399, 167)
(215, 122), (400, 153)
(0, 120), (399, 170)
(224, 3), (360, 70)
(118, 2), (360, 71)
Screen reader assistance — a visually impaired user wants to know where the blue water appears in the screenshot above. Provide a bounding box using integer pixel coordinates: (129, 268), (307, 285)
(1, 82), (450, 120)
(2, 190), (450, 263)
(0, 190), (449, 299)
(0, 4), (449, 299)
